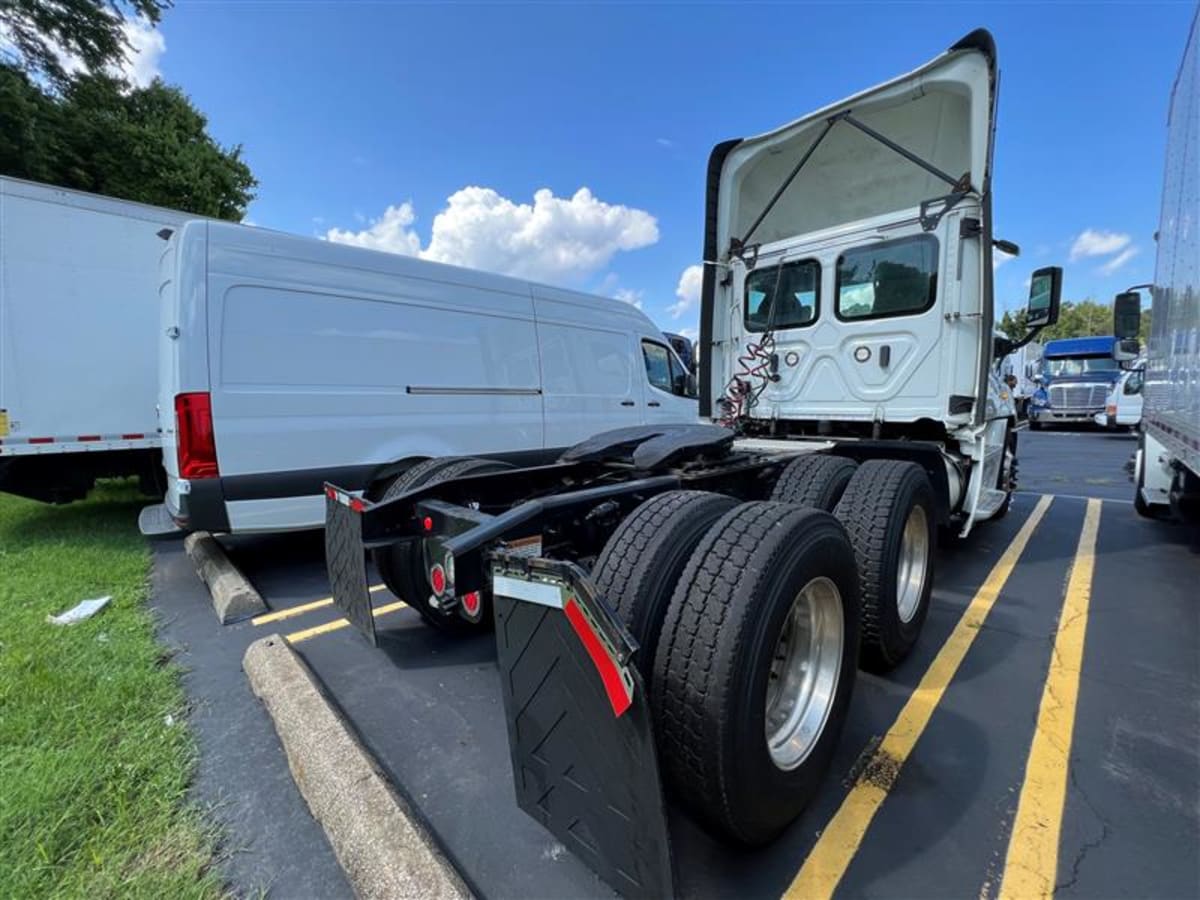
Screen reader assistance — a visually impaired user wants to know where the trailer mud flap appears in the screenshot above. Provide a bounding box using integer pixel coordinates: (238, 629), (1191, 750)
(324, 489), (378, 646)
(492, 559), (674, 899)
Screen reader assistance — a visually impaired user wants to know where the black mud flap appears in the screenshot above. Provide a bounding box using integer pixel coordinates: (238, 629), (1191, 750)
(491, 556), (675, 899)
(324, 487), (377, 646)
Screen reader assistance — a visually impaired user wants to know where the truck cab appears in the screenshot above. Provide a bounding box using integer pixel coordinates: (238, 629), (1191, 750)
(699, 30), (1060, 534)
(1028, 335), (1122, 429)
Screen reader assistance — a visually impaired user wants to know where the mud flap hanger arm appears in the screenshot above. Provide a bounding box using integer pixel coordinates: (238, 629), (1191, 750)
(730, 110), (976, 261)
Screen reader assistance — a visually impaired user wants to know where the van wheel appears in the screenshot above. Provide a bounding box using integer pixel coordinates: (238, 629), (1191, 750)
(834, 460), (936, 673)
(591, 491), (739, 680)
(770, 454), (859, 510)
(372, 457), (513, 632)
(652, 502), (859, 844)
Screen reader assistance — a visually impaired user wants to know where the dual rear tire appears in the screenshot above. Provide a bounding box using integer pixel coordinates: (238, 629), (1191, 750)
(589, 456), (937, 843)
(592, 492), (861, 844)
(372, 456), (513, 633)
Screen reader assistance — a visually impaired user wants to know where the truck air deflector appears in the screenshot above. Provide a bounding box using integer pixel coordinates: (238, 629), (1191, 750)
(492, 554), (674, 899)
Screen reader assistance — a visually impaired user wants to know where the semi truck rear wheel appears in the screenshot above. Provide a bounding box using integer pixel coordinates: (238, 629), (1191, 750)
(591, 490), (738, 680)
(373, 456), (513, 632)
(769, 453), (859, 510)
(834, 460), (936, 673)
(651, 501), (859, 845)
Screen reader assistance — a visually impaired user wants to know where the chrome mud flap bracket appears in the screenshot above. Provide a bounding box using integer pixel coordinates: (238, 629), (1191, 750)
(491, 554), (675, 899)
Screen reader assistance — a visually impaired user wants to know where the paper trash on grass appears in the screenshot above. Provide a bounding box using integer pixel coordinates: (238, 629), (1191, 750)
(47, 596), (111, 626)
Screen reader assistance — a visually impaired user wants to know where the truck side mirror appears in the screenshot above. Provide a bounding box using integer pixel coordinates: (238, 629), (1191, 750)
(1026, 267), (1062, 329)
(1113, 291), (1142, 340)
(685, 372), (698, 398)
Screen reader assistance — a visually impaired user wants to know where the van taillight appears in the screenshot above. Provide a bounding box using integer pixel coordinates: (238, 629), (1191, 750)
(174, 392), (219, 479)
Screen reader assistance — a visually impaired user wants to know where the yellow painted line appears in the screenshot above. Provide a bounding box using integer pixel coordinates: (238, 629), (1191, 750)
(252, 584), (387, 626)
(784, 494), (1055, 900)
(285, 600), (407, 644)
(998, 498), (1101, 900)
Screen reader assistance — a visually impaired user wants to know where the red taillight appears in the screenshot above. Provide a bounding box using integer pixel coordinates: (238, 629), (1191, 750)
(174, 392), (219, 479)
(429, 564), (447, 597)
(462, 591), (481, 616)
(422, 516), (434, 532)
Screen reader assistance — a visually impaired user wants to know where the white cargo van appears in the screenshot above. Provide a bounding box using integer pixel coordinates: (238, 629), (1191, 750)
(153, 221), (697, 533)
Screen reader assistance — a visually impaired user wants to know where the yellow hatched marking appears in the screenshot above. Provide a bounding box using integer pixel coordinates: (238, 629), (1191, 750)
(998, 498), (1102, 900)
(285, 601), (407, 644)
(783, 494), (1055, 900)
(252, 584), (387, 626)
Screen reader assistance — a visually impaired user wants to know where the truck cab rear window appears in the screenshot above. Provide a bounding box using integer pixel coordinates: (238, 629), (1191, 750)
(744, 259), (820, 332)
(836, 235), (939, 321)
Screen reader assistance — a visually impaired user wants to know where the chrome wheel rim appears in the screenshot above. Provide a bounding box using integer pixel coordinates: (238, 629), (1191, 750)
(896, 505), (930, 624)
(765, 577), (845, 771)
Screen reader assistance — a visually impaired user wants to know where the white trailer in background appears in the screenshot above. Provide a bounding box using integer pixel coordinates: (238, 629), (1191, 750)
(0, 177), (188, 503)
(1114, 8), (1199, 522)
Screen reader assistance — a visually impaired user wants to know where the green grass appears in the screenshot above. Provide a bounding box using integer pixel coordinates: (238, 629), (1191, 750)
(0, 481), (222, 899)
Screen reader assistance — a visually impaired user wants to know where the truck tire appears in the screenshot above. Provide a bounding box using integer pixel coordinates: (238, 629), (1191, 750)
(1133, 434), (1171, 520)
(992, 424), (1017, 520)
(652, 502), (859, 844)
(373, 457), (513, 632)
(834, 460), (936, 673)
(770, 453), (859, 510)
(591, 491), (739, 680)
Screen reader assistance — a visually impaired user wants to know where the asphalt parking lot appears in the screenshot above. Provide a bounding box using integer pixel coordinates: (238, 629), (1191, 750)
(152, 429), (1200, 899)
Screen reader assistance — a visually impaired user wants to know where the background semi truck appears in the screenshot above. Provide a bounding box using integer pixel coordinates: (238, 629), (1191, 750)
(1114, 7), (1199, 522)
(324, 30), (1064, 897)
(1028, 335), (1121, 428)
(0, 176), (187, 503)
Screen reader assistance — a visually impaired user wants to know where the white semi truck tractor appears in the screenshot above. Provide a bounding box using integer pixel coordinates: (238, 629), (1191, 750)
(1113, 8), (1199, 524)
(324, 28), (1062, 898)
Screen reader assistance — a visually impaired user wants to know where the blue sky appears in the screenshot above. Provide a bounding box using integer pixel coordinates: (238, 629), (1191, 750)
(147, 1), (1194, 335)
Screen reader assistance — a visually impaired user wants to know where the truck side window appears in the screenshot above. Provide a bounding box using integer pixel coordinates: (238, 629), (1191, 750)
(1124, 371), (1143, 395)
(836, 234), (939, 320)
(745, 259), (820, 332)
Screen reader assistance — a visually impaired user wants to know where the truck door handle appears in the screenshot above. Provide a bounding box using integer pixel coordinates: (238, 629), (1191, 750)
(879, 344), (891, 368)
(620, 400), (635, 406)
(647, 401), (661, 407)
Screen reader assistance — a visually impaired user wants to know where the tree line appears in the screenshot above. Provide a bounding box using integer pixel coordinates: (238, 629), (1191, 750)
(1, 0), (255, 219)
(997, 300), (1152, 343)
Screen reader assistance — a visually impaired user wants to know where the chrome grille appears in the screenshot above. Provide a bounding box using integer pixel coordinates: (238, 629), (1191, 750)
(1048, 384), (1107, 408)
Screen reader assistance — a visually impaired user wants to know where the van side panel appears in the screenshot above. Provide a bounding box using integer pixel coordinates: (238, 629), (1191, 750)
(204, 229), (543, 530)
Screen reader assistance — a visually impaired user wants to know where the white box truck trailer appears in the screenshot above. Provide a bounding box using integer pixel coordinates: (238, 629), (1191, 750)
(0, 177), (188, 503)
(151, 221), (698, 535)
(322, 28), (1065, 897)
(1114, 8), (1199, 522)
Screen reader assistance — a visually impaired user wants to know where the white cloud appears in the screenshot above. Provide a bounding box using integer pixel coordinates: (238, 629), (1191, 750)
(1070, 229), (1131, 261)
(117, 16), (165, 87)
(613, 288), (643, 309)
(1098, 246), (1138, 276)
(326, 202), (423, 255)
(327, 187), (658, 285)
(655, 137), (675, 148)
(668, 264), (704, 318)
(678, 326), (698, 342)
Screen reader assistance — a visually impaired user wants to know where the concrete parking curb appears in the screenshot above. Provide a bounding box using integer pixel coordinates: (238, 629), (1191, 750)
(184, 532), (267, 624)
(243, 634), (471, 900)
